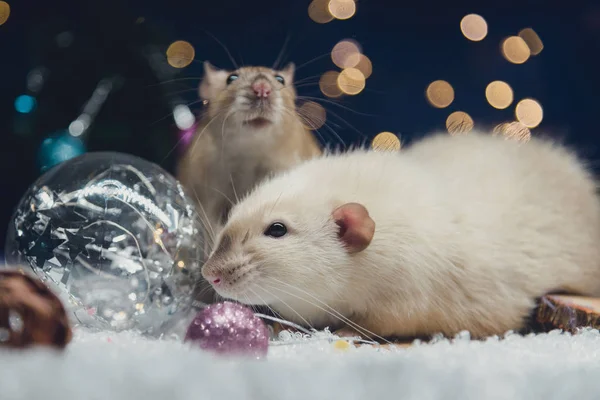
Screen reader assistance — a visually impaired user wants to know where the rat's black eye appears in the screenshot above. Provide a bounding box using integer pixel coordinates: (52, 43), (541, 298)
(274, 75), (285, 85)
(226, 74), (239, 85)
(264, 222), (287, 238)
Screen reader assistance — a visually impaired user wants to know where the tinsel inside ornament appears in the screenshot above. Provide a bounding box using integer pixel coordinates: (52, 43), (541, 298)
(185, 301), (269, 358)
(3, 152), (205, 336)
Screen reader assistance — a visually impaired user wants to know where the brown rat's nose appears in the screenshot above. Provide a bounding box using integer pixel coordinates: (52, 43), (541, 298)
(252, 81), (271, 98)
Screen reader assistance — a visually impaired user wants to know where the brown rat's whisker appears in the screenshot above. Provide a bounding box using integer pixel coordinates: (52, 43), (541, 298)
(296, 98), (369, 141)
(272, 32), (292, 70)
(190, 110), (224, 155)
(229, 174), (240, 204)
(146, 77), (202, 88)
(191, 186), (216, 244)
(206, 185), (235, 207)
(149, 98), (207, 127)
(296, 95), (376, 117)
(294, 52), (338, 72)
(164, 87), (201, 97)
(264, 278), (393, 345)
(202, 30), (239, 69)
(292, 107), (347, 148)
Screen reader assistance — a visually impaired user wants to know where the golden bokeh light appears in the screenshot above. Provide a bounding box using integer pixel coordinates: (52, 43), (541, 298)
(328, 0), (356, 20)
(308, 0), (334, 24)
(372, 132), (401, 151)
(485, 81), (514, 110)
(355, 54), (373, 79)
(319, 71), (343, 98)
(426, 80), (455, 108)
(501, 36), (530, 64)
(337, 68), (366, 95)
(460, 14), (488, 41)
(0, 1), (10, 26)
(493, 121), (531, 142)
(515, 98), (543, 128)
(519, 28), (544, 56)
(446, 111), (474, 135)
(166, 40), (195, 69)
(298, 101), (327, 130)
(331, 39), (362, 69)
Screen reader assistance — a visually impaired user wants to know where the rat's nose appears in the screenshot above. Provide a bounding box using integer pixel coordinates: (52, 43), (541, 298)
(252, 81), (272, 98)
(201, 269), (222, 286)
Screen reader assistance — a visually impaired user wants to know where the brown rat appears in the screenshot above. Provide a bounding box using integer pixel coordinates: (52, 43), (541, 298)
(199, 131), (600, 340)
(176, 62), (322, 302)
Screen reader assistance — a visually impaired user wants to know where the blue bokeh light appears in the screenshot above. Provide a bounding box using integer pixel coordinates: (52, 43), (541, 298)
(14, 95), (37, 114)
(37, 132), (86, 172)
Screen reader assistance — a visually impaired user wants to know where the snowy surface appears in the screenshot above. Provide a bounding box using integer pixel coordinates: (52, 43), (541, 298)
(1, 328), (600, 400)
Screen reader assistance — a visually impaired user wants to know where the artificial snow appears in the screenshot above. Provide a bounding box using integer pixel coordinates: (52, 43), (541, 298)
(1, 327), (600, 400)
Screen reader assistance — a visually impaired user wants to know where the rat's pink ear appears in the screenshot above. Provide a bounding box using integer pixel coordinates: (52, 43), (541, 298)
(279, 62), (295, 84)
(332, 203), (375, 254)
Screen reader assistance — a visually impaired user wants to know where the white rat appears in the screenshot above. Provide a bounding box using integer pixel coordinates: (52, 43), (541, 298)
(200, 131), (600, 339)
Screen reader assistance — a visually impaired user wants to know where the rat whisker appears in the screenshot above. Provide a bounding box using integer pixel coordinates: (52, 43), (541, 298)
(146, 77), (202, 88)
(264, 277), (393, 345)
(149, 97), (208, 127)
(296, 95), (376, 117)
(294, 51), (338, 72)
(251, 285), (316, 332)
(230, 174), (240, 204)
(272, 32), (292, 70)
(291, 107), (347, 148)
(190, 186), (216, 247)
(202, 30), (239, 69)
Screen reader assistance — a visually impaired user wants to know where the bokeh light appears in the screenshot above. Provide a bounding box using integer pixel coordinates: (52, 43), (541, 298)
(485, 81), (513, 109)
(298, 101), (327, 130)
(515, 98), (543, 128)
(426, 80), (454, 108)
(493, 121), (531, 142)
(37, 133), (86, 172)
(501, 36), (531, 64)
(337, 68), (366, 95)
(173, 104), (196, 130)
(372, 132), (401, 151)
(328, 0), (356, 20)
(166, 40), (195, 68)
(0, 1), (10, 26)
(460, 14), (488, 41)
(308, 0), (334, 24)
(355, 54), (373, 79)
(331, 39), (362, 69)
(446, 111), (474, 135)
(14, 95), (36, 114)
(68, 114), (91, 137)
(519, 28), (544, 56)
(319, 71), (343, 98)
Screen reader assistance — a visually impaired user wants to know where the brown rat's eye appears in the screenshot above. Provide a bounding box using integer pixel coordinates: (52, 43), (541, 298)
(264, 222), (287, 238)
(274, 75), (285, 85)
(226, 74), (239, 85)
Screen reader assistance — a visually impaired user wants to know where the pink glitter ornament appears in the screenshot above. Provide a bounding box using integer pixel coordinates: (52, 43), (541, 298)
(184, 301), (269, 358)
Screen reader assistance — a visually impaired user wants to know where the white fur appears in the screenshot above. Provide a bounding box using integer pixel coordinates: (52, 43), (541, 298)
(205, 131), (600, 338)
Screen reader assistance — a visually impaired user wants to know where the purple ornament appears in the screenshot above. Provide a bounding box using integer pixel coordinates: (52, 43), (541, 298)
(184, 301), (269, 358)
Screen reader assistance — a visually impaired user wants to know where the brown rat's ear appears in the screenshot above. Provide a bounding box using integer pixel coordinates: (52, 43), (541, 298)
(279, 62), (295, 84)
(332, 203), (375, 254)
(199, 61), (229, 100)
